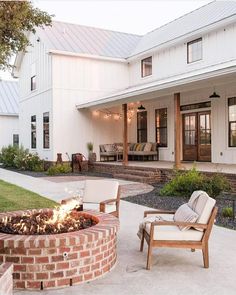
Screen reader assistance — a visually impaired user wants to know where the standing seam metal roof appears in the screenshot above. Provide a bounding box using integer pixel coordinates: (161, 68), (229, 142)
(37, 1), (236, 59)
(37, 21), (142, 59)
(130, 1), (236, 56)
(0, 80), (19, 116)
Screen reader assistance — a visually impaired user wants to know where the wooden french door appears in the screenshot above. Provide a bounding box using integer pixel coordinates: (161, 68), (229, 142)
(183, 111), (211, 162)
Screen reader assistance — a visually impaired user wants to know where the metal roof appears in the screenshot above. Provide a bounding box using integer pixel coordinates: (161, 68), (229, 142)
(0, 80), (19, 116)
(131, 1), (236, 56)
(37, 21), (142, 59)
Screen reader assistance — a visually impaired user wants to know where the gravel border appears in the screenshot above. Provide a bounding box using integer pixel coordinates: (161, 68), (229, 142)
(123, 184), (236, 230)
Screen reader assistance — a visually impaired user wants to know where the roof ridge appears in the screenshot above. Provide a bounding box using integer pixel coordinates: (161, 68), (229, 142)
(144, 0), (215, 36)
(52, 20), (142, 37)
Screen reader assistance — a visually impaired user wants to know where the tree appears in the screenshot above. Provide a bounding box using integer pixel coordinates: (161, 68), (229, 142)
(0, 1), (52, 70)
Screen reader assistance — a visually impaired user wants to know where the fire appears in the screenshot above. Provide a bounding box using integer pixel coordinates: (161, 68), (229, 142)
(0, 199), (95, 235)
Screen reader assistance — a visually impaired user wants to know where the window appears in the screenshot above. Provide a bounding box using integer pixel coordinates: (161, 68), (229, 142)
(141, 56), (152, 77)
(155, 108), (167, 147)
(43, 112), (50, 149)
(31, 115), (36, 149)
(31, 62), (36, 91)
(137, 111), (147, 143)
(187, 38), (202, 63)
(31, 75), (36, 91)
(13, 134), (19, 146)
(228, 97), (236, 147)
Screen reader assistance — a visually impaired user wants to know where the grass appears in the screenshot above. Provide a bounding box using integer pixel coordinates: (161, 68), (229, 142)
(0, 179), (58, 212)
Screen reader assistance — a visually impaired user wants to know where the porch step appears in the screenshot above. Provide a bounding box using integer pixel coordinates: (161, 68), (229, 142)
(113, 169), (160, 183)
(121, 169), (157, 177)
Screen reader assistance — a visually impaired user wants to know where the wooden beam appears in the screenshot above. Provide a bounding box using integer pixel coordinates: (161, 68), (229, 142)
(174, 93), (181, 169)
(122, 103), (128, 166)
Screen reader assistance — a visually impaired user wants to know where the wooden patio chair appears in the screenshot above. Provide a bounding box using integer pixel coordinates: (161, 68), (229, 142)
(83, 179), (120, 218)
(139, 191), (218, 269)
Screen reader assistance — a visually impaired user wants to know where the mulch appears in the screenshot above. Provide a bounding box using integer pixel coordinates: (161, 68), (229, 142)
(123, 184), (236, 230)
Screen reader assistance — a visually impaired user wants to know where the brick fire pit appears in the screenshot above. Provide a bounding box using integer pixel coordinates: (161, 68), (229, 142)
(0, 209), (119, 290)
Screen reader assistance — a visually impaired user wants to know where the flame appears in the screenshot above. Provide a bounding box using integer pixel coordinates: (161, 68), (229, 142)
(0, 198), (85, 235)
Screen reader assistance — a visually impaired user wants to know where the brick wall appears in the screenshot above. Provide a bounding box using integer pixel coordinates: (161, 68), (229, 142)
(89, 163), (236, 192)
(0, 210), (119, 290)
(0, 263), (13, 295)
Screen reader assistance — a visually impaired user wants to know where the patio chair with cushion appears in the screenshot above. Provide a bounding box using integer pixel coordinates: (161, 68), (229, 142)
(83, 179), (120, 218)
(138, 191), (218, 269)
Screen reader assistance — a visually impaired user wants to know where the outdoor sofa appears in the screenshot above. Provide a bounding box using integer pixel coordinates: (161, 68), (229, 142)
(99, 142), (158, 162)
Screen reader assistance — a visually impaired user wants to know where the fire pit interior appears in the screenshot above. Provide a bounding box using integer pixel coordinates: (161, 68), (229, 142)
(0, 205), (96, 235)
(0, 205), (119, 290)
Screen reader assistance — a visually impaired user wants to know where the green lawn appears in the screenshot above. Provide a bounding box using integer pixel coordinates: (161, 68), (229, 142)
(0, 179), (58, 212)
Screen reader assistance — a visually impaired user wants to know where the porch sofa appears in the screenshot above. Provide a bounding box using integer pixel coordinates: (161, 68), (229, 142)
(99, 142), (158, 162)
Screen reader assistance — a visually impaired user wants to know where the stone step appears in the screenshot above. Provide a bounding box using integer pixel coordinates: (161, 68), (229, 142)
(119, 169), (158, 177)
(113, 173), (159, 184)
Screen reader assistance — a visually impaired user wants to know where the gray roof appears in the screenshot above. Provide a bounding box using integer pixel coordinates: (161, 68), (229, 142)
(0, 80), (19, 116)
(131, 1), (236, 56)
(37, 21), (141, 59)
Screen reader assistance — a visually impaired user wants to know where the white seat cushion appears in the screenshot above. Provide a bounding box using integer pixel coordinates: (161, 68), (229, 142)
(83, 202), (116, 214)
(143, 213), (203, 241)
(188, 191), (216, 231)
(83, 180), (119, 203)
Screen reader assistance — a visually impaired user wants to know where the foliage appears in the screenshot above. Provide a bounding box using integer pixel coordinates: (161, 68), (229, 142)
(14, 149), (44, 172)
(46, 163), (72, 176)
(0, 145), (44, 171)
(0, 144), (18, 167)
(160, 167), (231, 198)
(87, 142), (93, 152)
(209, 174), (231, 198)
(222, 207), (234, 218)
(0, 1), (52, 70)
(0, 180), (57, 212)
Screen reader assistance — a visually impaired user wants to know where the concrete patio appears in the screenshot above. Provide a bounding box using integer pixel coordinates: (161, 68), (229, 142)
(0, 169), (235, 295)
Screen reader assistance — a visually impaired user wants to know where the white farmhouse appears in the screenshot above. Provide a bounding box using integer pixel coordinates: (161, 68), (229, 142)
(0, 80), (19, 149)
(13, 1), (236, 165)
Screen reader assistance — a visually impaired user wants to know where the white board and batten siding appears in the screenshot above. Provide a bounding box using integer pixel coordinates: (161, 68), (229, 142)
(51, 54), (128, 160)
(18, 33), (53, 160)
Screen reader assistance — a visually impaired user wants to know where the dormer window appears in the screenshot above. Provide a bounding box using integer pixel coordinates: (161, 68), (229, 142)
(187, 38), (202, 63)
(141, 56), (152, 77)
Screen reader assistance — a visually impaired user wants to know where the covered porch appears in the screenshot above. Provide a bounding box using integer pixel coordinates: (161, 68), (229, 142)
(77, 69), (236, 167)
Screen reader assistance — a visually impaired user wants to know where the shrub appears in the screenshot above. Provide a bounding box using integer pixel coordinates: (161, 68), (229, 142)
(46, 163), (72, 176)
(0, 145), (19, 167)
(160, 167), (231, 198)
(222, 207), (234, 218)
(209, 174), (231, 198)
(0, 145), (44, 171)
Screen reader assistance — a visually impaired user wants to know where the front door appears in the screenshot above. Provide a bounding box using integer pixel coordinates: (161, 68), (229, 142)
(183, 111), (211, 162)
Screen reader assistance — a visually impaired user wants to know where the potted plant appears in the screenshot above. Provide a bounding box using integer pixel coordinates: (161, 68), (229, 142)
(87, 142), (96, 163)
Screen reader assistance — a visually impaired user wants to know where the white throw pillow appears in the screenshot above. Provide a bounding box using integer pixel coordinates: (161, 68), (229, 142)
(174, 203), (199, 231)
(143, 142), (152, 152)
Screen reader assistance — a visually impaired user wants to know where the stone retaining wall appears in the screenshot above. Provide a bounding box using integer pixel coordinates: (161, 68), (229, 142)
(89, 163), (236, 191)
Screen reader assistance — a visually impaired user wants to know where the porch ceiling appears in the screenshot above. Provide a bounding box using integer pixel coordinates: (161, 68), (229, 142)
(76, 62), (236, 110)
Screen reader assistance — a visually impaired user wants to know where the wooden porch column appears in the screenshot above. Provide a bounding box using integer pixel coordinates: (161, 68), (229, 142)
(122, 103), (128, 166)
(174, 93), (181, 169)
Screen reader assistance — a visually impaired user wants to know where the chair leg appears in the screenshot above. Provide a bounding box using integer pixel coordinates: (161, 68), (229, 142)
(140, 230), (144, 252)
(146, 242), (153, 270)
(202, 243), (209, 268)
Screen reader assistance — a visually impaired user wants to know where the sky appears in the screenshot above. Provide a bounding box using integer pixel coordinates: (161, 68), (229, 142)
(1, 0), (213, 80)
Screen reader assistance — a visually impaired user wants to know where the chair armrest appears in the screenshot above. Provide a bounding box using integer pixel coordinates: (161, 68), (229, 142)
(100, 198), (117, 205)
(150, 220), (207, 229)
(144, 210), (176, 217)
(99, 198), (118, 213)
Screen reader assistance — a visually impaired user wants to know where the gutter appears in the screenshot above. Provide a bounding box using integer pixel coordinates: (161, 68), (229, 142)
(48, 50), (127, 63)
